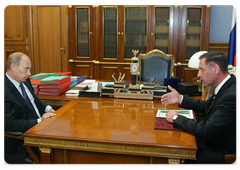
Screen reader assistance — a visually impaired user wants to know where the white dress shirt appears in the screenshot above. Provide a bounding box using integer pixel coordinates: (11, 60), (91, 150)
(6, 73), (52, 123)
(214, 74), (231, 95)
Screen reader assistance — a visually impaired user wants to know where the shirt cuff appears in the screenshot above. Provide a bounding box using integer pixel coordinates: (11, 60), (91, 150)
(45, 105), (52, 113)
(179, 95), (184, 105)
(37, 118), (41, 123)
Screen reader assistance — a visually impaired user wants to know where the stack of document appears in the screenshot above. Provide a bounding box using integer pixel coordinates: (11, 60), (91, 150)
(156, 110), (194, 119)
(31, 73), (59, 80)
(76, 79), (98, 87)
(70, 76), (86, 88)
(30, 80), (40, 94)
(65, 89), (80, 96)
(74, 79), (101, 97)
(38, 76), (71, 96)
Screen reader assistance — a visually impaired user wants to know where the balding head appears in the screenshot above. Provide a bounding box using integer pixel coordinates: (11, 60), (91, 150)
(6, 52), (32, 83)
(6, 52), (29, 71)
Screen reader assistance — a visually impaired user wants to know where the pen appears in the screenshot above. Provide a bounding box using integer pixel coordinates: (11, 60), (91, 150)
(112, 74), (118, 82)
(152, 78), (156, 83)
(118, 72), (122, 82)
(120, 73), (125, 82)
(113, 73), (118, 80)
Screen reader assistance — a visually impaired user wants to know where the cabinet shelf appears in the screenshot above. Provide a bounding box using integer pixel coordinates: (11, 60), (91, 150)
(104, 32), (117, 34)
(77, 43), (89, 46)
(155, 39), (169, 46)
(125, 19), (146, 21)
(155, 26), (169, 34)
(125, 45), (146, 47)
(104, 44), (117, 47)
(187, 26), (201, 34)
(104, 18), (117, 21)
(125, 32), (146, 34)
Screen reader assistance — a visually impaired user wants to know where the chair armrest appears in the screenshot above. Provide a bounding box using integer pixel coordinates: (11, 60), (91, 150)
(5, 131), (23, 137)
(224, 154), (236, 163)
(5, 131), (23, 140)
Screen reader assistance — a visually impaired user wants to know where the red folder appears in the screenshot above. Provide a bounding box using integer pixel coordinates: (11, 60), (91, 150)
(39, 81), (71, 89)
(31, 79), (40, 86)
(39, 82), (70, 92)
(154, 118), (180, 130)
(31, 79), (40, 94)
(58, 72), (71, 76)
(38, 86), (70, 96)
(154, 112), (196, 131)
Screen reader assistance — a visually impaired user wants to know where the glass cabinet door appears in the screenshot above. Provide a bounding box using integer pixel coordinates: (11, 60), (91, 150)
(124, 7), (147, 59)
(186, 7), (202, 60)
(76, 7), (90, 57)
(103, 7), (118, 59)
(154, 7), (170, 53)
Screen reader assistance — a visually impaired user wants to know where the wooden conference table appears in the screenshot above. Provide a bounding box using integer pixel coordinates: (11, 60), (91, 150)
(23, 93), (199, 164)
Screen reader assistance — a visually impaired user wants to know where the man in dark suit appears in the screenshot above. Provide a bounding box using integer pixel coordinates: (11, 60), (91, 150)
(4, 52), (56, 163)
(161, 51), (236, 163)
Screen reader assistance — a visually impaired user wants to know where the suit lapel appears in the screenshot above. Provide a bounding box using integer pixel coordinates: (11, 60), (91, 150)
(5, 75), (29, 109)
(205, 75), (236, 115)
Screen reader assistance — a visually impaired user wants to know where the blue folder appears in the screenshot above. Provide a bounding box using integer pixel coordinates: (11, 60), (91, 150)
(164, 77), (181, 92)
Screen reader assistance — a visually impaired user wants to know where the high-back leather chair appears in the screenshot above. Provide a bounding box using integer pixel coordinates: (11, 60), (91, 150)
(138, 49), (175, 82)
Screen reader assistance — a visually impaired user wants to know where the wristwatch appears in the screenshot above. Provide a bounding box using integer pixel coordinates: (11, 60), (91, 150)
(173, 115), (178, 121)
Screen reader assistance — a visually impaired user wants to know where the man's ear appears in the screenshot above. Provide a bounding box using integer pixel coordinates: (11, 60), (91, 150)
(10, 63), (16, 71)
(213, 64), (220, 74)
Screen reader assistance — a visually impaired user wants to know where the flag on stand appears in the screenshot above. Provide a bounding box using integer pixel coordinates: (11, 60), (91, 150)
(228, 7), (236, 66)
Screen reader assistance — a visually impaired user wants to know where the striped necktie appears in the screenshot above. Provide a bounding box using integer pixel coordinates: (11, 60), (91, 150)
(19, 83), (39, 118)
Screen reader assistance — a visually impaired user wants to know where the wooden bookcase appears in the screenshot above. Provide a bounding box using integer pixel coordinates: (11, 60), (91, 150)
(4, 5), (210, 82)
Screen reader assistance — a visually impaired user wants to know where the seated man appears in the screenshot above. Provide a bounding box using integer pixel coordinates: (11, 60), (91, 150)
(161, 51), (236, 163)
(4, 52), (56, 163)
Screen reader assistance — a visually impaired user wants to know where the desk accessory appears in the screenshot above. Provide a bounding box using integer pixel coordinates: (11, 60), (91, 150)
(164, 77), (181, 92)
(177, 82), (201, 96)
(112, 50), (167, 100)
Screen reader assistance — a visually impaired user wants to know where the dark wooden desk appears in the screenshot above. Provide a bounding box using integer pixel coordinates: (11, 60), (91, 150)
(23, 99), (197, 164)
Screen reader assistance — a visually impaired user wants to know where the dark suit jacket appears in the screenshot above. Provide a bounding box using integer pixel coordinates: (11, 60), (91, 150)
(4, 75), (47, 163)
(174, 75), (236, 163)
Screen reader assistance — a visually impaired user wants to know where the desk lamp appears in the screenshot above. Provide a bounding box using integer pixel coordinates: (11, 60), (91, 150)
(188, 51), (207, 69)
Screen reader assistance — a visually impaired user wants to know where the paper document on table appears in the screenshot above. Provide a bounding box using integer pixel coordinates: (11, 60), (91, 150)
(65, 89), (79, 94)
(65, 89), (79, 96)
(156, 110), (194, 119)
(87, 83), (98, 92)
(76, 79), (98, 87)
(100, 81), (114, 87)
(82, 80), (96, 83)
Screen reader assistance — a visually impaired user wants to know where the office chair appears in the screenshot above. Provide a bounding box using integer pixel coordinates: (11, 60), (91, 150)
(138, 49), (175, 82)
(5, 131), (36, 164)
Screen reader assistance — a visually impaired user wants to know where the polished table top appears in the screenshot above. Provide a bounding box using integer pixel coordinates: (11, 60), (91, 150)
(24, 99), (197, 151)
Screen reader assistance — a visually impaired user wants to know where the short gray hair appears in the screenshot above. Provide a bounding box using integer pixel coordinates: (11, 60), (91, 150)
(6, 52), (27, 70)
(199, 51), (228, 74)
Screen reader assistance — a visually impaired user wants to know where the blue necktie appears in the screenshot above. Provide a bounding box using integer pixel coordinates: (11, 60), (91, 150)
(19, 83), (39, 118)
(211, 93), (217, 104)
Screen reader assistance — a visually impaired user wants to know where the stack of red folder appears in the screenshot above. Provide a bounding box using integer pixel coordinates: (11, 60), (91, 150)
(30, 80), (40, 94)
(57, 72), (71, 76)
(38, 76), (71, 96)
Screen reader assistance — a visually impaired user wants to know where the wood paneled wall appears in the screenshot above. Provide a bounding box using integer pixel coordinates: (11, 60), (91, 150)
(4, 6), (32, 73)
(209, 42), (229, 57)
